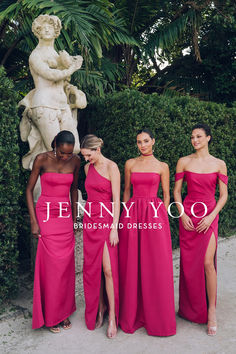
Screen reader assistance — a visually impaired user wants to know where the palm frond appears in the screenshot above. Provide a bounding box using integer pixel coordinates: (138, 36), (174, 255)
(144, 8), (197, 55)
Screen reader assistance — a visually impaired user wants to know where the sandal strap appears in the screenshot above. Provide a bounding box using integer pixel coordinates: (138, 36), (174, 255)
(62, 319), (71, 326)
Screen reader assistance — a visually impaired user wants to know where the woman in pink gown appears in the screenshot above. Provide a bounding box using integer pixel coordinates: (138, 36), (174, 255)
(119, 128), (176, 336)
(174, 123), (228, 336)
(26, 130), (80, 333)
(80, 134), (120, 338)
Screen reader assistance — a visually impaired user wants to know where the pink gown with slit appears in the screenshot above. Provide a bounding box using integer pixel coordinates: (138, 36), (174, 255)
(32, 172), (76, 329)
(83, 164), (119, 330)
(176, 171), (228, 324)
(119, 172), (176, 336)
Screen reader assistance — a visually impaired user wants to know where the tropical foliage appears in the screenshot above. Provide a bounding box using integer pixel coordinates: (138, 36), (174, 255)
(0, 0), (137, 95)
(1, 0), (235, 101)
(0, 67), (21, 304)
(140, 0), (236, 104)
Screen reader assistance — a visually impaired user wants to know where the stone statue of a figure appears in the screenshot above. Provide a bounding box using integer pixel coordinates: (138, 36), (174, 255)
(19, 14), (87, 170)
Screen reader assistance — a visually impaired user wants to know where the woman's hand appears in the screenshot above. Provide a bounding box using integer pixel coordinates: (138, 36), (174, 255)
(196, 214), (215, 234)
(31, 222), (41, 239)
(181, 213), (195, 231)
(109, 229), (119, 247)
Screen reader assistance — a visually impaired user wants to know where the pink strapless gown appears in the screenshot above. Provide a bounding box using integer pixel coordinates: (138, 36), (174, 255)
(32, 172), (76, 329)
(83, 164), (119, 330)
(176, 171), (228, 324)
(119, 172), (176, 336)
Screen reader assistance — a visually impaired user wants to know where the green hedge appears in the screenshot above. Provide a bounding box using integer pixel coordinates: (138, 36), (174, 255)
(0, 67), (21, 304)
(83, 89), (235, 248)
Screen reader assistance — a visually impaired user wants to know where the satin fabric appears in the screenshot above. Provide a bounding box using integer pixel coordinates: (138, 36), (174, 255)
(176, 171), (228, 324)
(119, 172), (176, 336)
(32, 172), (76, 329)
(83, 164), (119, 330)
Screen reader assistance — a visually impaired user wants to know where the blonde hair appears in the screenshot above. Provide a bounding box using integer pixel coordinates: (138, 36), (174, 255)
(80, 134), (104, 150)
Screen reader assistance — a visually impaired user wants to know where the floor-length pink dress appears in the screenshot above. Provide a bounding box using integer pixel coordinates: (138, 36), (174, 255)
(176, 171), (228, 324)
(32, 172), (76, 329)
(119, 172), (176, 336)
(83, 164), (119, 330)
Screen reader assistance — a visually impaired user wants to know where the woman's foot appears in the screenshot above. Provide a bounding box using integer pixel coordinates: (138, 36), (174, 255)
(107, 318), (117, 339)
(207, 308), (217, 336)
(95, 306), (107, 329)
(60, 318), (72, 330)
(49, 324), (60, 333)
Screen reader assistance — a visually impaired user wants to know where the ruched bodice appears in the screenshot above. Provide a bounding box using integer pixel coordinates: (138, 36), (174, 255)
(131, 172), (160, 198)
(40, 172), (73, 198)
(85, 164), (112, 202)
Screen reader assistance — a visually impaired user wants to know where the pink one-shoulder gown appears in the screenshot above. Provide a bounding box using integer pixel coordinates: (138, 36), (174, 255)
(83, 164), (119, 330)
(119, 172), (176, 336)
(32, 172), (76, 329)
(176, 171), (228, 324)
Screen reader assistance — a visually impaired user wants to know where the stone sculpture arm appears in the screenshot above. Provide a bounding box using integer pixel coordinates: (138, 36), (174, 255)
(29, 51), (83, 82)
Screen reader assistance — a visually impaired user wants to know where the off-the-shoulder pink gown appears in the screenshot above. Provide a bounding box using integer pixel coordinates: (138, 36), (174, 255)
(83, 164), (119, 330)
(32, 172), (76, 329)
(175, 171), (228, 324)
(119, 172), (176, 336)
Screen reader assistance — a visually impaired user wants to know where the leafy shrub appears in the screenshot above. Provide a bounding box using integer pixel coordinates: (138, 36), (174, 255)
(0, 67), (21, 304)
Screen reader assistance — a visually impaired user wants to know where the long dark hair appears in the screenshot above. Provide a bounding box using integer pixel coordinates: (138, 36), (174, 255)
(51, 130), (75, 149)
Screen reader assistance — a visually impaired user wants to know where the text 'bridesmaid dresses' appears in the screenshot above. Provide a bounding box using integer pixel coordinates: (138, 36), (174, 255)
(83, 164), (119, 330)
(119, 172), (176, 336)
(176, 171), (228, 324)
(32, 172), (76, 329)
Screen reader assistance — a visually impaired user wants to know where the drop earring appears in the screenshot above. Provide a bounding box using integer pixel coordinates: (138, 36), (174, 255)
(54, 148), (56, 157)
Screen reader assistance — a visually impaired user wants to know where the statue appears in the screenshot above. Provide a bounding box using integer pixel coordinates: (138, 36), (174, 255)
(19, 14), (87, 170)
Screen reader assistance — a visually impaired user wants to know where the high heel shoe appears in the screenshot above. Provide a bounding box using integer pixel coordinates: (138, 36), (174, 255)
(107, 319), (117, 339)
(95, 306), (107, 328)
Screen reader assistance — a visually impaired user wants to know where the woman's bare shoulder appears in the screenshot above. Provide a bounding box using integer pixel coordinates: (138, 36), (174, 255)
(107, 159), (119, 171)
(125, 157), (138, 167)
(215, 157), (227, 174)
(160, 161), (169, 172)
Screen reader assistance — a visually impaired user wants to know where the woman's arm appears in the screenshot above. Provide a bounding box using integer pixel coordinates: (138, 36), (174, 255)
(173, 158), (185, 214)
(109, 162), (121, 246)
(196, 160), (228, 233)
(70, 155), (81, 224)
(84, 162), (90, 176)
(160, 162), (170, 210)
(123, 160), (133, 203)
(26, 154), (43, 238)
(173, 158), (195, 231)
